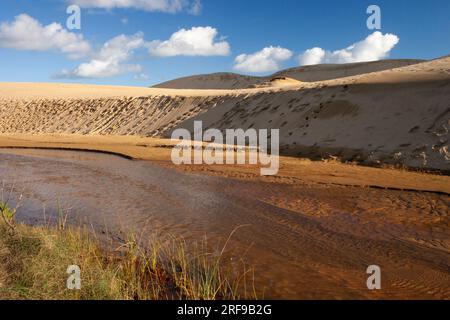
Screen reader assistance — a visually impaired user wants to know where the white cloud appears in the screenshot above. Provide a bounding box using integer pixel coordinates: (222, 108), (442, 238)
(233, 46), (293, 73)
(71, 0), (198, 13)
(298, 47), (325, 66)
(298, 31), (399, 66)
(149, 26), (230, 57)
(56, 33), (145, 78)
(0, 14), (91, 59)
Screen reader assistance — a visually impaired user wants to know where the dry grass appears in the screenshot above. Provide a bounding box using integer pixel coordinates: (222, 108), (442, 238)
(0, 202), (256, 300)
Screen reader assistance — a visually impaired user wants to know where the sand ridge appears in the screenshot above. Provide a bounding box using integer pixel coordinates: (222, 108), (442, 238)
(153, 59), (424, 89)
(0, 57), (449, 172)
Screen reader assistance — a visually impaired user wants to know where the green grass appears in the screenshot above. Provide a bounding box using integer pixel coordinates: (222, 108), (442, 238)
(0, 203), (256, 300)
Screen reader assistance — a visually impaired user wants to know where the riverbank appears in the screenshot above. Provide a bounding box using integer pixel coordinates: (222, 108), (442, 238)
(0, 134), (448, 195)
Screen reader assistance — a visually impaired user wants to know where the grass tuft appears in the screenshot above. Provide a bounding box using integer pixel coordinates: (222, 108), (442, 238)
(0, 202), (256, 300)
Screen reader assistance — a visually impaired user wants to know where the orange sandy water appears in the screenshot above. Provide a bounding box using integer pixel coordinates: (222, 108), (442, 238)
(0, 148), (448, 299)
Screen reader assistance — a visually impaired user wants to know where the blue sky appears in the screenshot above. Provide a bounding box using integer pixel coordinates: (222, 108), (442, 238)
(0, 0), (449, 86)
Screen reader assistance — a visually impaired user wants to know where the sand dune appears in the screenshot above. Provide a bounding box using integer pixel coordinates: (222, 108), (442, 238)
(0, 57), (449, 172)
(153, 59), (423, 89)
(171, 57), (450, 171)
(247, 77), (303, 88)
(0, 82), (236, 100)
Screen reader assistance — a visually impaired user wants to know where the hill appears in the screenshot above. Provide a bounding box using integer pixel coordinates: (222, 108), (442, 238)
(153, 59), (423, 89)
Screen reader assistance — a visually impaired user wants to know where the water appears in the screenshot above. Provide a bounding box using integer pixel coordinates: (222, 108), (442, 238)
(1, 148), (448, 299)
(0, 148), (313, 298)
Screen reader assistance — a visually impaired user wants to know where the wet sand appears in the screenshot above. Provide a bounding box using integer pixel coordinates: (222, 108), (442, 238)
(0, 148), (448, 299)
(1, 134), (448, 194)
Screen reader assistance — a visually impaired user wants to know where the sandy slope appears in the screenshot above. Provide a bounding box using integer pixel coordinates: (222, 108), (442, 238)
(153, 59), (423, 89)
(172, 57), (450, 171)
(0, 57), (449, 172)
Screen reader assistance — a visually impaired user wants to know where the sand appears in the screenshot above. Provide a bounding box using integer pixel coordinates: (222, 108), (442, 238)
(1, 57), (448, 172)
(0, 82), (236, 100)
(0, 134), (448, 195)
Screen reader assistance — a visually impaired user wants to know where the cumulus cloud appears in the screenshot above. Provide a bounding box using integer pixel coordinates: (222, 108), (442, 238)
(298, 31), (399, 66)
(149, 26), (230, 57)
(233, 46), (293, 73)
(71, 0), (199, 13)
(298, 47), (325, 66)
(0, 14), (91, 59)
(56, 33), (145, 78)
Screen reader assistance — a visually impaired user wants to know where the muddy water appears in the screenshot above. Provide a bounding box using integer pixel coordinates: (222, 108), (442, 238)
(0, 148), (449, 299)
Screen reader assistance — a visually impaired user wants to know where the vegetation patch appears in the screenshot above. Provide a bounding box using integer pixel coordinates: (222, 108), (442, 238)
(0, 202), (256, 300)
